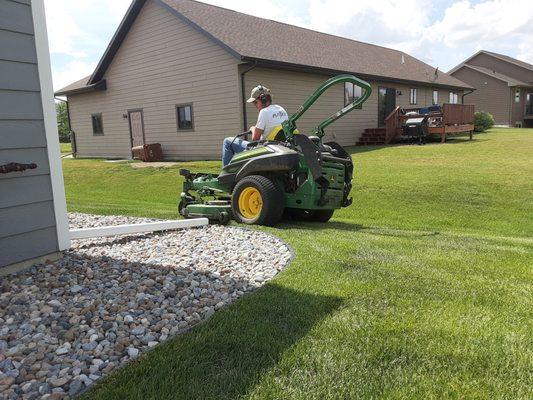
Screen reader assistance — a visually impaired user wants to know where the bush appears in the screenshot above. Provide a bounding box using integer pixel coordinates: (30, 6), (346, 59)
(56, 101), (71, 143)
(474, 111), (495, 132)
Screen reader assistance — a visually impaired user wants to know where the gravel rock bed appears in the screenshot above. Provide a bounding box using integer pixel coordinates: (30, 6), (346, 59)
(0, 213), (292, 399)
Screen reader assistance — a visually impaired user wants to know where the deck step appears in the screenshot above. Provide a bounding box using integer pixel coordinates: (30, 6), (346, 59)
(356, 128), (387, 146)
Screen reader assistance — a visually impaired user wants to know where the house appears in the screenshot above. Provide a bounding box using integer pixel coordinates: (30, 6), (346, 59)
(449, 50), (533, 127)
(0, 0), (70, 273)
(55, 0), (472, 160)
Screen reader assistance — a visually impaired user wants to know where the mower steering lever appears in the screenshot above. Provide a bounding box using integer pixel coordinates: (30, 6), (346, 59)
(282, 74), (372, 138)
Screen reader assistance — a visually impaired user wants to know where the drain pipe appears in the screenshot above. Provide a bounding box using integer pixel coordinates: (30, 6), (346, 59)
(461, 89), (475, 104)
(240, 61), (258, 131)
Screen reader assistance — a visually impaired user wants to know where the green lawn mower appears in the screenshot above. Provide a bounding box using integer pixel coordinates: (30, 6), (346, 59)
(179, 74), (372, 226)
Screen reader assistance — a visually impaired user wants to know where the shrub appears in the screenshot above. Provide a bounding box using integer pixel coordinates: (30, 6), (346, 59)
(474, 111), (495, 132)
(56, 101), (71, 143)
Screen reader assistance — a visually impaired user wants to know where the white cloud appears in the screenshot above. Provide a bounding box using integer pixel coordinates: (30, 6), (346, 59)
(46, 0), (533, 89)
(52, 60), (97, 91)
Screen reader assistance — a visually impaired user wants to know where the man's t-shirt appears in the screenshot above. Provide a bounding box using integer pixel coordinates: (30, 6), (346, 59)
(256, 104), (289, 140)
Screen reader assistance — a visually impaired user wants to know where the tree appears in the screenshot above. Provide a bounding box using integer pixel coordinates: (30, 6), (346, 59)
(56, 101), (70, 142)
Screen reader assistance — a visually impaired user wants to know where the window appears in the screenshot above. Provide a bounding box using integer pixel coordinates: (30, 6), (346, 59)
(515, 89), (521, 103)
(344, 82), (363, 106)
(449, 92), (458, 104)
(432, 90), (439, 105)
(409, 88), (417, 105)
(91, 114), (104, 135)
(176, 104), (194, 130)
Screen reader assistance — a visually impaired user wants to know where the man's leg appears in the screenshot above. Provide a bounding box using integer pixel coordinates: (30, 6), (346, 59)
(222, 137), (249, 166)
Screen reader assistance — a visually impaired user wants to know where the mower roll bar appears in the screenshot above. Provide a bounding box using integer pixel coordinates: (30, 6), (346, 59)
(281, 74), (372, 139)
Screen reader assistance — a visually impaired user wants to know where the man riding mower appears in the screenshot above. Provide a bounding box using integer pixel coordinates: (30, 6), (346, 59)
(179, 74), (372, 226)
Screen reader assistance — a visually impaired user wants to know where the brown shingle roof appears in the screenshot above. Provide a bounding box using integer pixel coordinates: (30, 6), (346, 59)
(483, 50), (533, 73)
(462, 65), (531, 87)
(55, 76), (91, 96)
(160, 0), (470, 88)
(57, 0), (472, 95)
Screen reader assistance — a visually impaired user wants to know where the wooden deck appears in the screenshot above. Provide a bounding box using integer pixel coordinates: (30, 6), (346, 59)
(384, 104), (475, 143)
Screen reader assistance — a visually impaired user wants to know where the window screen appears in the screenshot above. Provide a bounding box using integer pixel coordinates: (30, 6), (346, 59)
(91, 114), (104, 135)
(176, 104), (194, 130)
(344, 82), (363, 106)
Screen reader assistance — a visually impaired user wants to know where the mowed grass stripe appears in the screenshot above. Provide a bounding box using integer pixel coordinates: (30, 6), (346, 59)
(61, 128), (533, 399)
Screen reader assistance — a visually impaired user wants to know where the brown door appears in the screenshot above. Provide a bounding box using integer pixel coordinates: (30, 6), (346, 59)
(128, 110), (145, 147)
(378, 87), (396, 126)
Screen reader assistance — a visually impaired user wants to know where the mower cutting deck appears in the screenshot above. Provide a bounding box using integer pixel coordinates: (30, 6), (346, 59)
(179, 74), (372, 226)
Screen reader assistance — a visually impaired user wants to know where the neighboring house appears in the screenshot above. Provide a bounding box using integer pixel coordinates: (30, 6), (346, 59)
(0, 0), (70, 273)
(449, 50), (533, 127)
(55, 0), (472, 160)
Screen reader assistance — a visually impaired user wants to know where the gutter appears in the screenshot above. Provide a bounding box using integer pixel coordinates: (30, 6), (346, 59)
(54, 79), (107, 97)
(240, 60), (258, 131)
(240, 56), (473, 92)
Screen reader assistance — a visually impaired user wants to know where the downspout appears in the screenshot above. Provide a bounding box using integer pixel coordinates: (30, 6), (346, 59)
(240, 61), (258, 131)
(461, 89), (475, 104)
(55, 97), (76, 157)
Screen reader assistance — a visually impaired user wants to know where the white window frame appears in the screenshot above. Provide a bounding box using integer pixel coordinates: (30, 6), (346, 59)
(409, 88), (417, 105)
(515, 88), (521, 103)
(432, 90), (438, 105)
(344, 82), (363, 107)
(449, 92), (458, 104)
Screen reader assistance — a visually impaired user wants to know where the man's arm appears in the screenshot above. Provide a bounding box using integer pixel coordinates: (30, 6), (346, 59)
(252, 109), (266, 141)
(250, 126), (264, 141)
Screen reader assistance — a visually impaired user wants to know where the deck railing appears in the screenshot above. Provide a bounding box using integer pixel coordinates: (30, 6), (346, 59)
(443, 104), (474, 125)
(384, 103), (475, 143)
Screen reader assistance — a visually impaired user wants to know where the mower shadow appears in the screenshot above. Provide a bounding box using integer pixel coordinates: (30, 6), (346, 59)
(276, 220), (441, 238)
(276, 220), (365, 232)
(77, 238), (343, 400)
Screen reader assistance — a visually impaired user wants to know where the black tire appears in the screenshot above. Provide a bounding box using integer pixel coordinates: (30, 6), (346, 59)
(232, 175), (284, 226)
(284, 208), (314, 221)
(310, 209), (335, 222)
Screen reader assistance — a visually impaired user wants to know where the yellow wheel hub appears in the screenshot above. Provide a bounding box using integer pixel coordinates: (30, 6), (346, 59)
(238, 187), (263, 219)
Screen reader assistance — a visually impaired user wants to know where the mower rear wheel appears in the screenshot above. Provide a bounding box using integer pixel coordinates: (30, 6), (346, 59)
(232, 175), (284, 226)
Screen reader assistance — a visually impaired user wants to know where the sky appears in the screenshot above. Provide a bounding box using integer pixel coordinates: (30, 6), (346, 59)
(44, 0), (533, 91)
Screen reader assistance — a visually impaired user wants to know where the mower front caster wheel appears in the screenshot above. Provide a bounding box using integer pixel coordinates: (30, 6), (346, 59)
(232, 175), (284, 226)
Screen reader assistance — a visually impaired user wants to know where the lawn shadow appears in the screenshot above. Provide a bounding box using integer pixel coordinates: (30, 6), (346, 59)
(276, 220), (440, 238)
(75, 236), (343, 400)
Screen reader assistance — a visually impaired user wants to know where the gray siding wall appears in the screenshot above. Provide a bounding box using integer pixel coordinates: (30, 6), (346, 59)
(67, 0), (241, 160)
(452, 66), (511, 125)
(0, 0), (58, 268)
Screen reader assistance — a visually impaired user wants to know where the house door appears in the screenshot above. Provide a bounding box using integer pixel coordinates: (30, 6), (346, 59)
(128, 110), (145, 147)
(378, 87), (396, 126)
(526, 93), (533, 117)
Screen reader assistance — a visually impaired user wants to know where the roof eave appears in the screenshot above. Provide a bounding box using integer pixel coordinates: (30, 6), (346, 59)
(55, 80), (107, 97)
(241, 57), (474, 90)
(88, 0), (147, 85)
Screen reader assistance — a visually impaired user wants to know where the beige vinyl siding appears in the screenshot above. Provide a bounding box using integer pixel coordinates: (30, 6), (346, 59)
(452, 66), (511, 125)
(468, 53), (533, 85)
(241, 67), (461, 145)
(67, 0), (240, 159)
(240, 67), (378, 145)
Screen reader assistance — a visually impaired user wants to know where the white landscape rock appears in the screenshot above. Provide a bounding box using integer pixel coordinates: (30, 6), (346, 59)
(0, 213), (292, 399)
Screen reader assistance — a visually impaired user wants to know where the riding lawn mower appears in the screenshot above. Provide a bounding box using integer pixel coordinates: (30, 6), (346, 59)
(179, 74), (372, 226)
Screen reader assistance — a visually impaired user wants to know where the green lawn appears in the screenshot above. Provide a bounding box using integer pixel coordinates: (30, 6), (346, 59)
(65, 129), (533, 399)
(60, 142), (72, 154)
